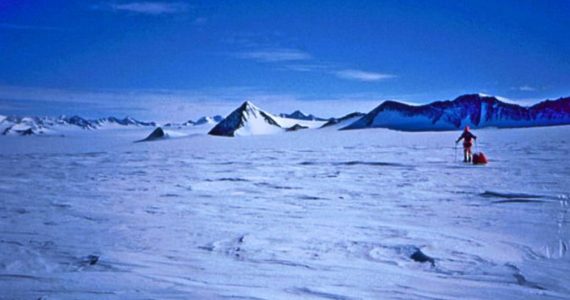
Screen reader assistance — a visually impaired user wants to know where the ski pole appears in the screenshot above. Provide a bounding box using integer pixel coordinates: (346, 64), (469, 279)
(454, 143), (457, 162)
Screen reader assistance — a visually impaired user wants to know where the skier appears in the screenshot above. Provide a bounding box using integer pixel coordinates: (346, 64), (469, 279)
(456, 126), (477, 163)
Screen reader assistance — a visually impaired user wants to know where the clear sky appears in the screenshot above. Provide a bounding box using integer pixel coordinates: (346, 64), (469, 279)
(1, 0), (569, 121)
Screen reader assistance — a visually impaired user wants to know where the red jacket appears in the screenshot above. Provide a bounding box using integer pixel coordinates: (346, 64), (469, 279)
(456, 131), (477, 147)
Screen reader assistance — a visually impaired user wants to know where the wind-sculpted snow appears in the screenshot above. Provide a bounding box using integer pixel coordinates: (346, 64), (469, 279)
(344, 94), (570, 131)
(0, 127), (569, 299)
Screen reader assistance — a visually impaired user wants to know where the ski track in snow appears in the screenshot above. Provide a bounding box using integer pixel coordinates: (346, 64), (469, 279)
(0, 127), (569, 299)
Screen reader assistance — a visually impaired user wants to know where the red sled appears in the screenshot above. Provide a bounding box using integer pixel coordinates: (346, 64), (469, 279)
(472, 152), (488, 165)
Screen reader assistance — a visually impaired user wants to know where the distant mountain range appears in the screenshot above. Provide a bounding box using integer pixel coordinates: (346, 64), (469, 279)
(2, 93), (570, 137)
(0, 114), (221, 136)
(164, 115), (223, 128)
(209, 94), (570, 137)
(343, 94), (570, 131)
(279, 110), (327, 121)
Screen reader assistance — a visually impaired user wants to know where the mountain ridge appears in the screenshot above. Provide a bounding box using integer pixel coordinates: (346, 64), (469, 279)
(343, 94), (570, 131)
(279, 110), (327, 121)
(2, 93), (569, 136)
(0, 114), (226, 136)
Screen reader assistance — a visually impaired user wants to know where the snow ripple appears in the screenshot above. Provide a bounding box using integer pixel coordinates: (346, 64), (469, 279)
(0, 127), (569, 299)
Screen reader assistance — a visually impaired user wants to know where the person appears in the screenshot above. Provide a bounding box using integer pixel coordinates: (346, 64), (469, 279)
(456, 126), (477, 162)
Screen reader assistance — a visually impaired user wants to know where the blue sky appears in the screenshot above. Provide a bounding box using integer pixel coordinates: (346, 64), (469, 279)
(1, 0), (569, 121)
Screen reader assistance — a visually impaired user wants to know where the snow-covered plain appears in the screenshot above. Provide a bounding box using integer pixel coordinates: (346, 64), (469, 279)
(0, 126), (569, 299)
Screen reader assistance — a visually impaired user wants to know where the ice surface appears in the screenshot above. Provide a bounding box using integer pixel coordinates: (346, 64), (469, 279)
(0, 126), (569, 299)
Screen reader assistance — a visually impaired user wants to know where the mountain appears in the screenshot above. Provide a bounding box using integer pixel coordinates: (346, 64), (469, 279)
(320, 112), (365, 129)
(343, 94), (570, 131)
(163, 115), (223, 128)
(1, 116), (52, 136)
(279, 110), (327, 121)
(209, 101), (329, 137)
(0, 115), (157, 136)
(209, 101), (283, 137)
(92, 117), (156, 127)
(286, 124), (309, 131)
(163, 122), (186, 128)
(136, 127), (168, 142)
(56, 116), (98, 129)
(194, 115), (224, 125)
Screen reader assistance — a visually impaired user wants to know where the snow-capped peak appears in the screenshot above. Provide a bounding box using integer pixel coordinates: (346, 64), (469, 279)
(279, 110), (326, 121)
(477, 93), (514, 104)
(194, 115), (224, 125)
(209, 101), (282, 137)
(0, 114), (157, 136)
(343, 94), (570, 131)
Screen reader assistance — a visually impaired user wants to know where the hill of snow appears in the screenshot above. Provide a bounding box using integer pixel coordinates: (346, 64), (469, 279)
(343, 94), (570, 131)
